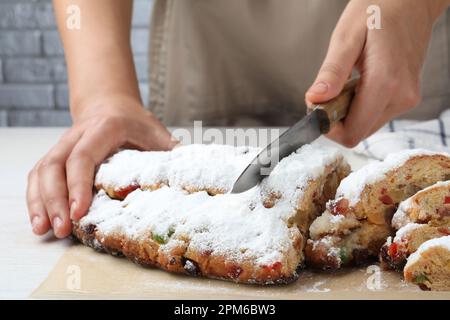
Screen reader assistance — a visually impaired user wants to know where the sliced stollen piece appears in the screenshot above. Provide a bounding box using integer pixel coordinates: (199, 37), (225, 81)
(73, 144), (350, 284)
(380, 223), (450, 271)
(404, 236), (450, 291)
(306, 149), (450, 270)
(391, 180), (450, 229)
(380, 181), (450, 271)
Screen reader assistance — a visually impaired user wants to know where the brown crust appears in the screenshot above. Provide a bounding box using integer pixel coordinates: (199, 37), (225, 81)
(304, 240), (340, 270)
(72, 223), (300, 285)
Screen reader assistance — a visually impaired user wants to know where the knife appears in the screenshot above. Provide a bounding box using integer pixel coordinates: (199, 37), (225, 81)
(230, 78), (358, 193)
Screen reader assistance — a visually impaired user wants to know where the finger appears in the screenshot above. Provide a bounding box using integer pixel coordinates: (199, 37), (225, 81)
(66, 123), (123, 221)
(326, 74), (392, 147)
(326, 108), (385, 146)
(38, 159), (72, 238)
(126, 111), (179, 151)
(306, 9), (366, 104)
(38, 130), (81, 238)
(26, 164), (51, 235)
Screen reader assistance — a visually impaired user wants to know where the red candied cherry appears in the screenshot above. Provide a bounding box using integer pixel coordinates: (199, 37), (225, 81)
(379, 194), (393, 205)
(330, 198), (349, 215)
(115, 184), (140, 199)
(388, 242), (399, 258)
(264, 261), (282, 272)
(444, 196), (450, 204)
(438, 227), (450, 235)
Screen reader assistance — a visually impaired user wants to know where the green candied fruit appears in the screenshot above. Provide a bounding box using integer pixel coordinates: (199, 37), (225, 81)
(167, 227), (175, 238)
(152, 227), (176, 244)
(339, 247), (351, 265)
(413, 274), (429, 284)
(152, 233), (167, 244)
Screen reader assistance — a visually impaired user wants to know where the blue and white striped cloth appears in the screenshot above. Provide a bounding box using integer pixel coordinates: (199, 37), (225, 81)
(355, 109), (450, 160)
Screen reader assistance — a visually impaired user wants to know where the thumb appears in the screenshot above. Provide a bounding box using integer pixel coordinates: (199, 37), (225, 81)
(306, 27), (365, 105)
(306, 62), (353, 105)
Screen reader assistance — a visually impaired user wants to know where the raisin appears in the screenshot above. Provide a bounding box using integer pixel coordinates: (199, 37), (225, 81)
(82, 223), (96, 235)
(182, 258), (200, 276)
(263, 199), (274, 208)
(227, 264), (243, 279)
(418, 283), (431, 291)
(379, 245), (393, 268)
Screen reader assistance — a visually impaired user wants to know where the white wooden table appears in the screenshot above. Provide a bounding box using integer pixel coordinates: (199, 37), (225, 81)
(0, 128), (72, 299)
(0, 128), (366, 299)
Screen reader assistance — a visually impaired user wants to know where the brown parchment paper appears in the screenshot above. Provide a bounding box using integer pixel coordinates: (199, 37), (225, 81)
(30, 244), (450, 299)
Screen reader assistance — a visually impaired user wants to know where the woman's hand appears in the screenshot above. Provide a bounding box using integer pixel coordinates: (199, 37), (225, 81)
(26, 95), (177, 238)
(306, 0), (450, 147)
(27, 0), (175, 238)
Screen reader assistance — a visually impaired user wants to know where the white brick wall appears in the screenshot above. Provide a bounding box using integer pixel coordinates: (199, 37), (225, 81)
(4, 58), (67, 82)
(0, 0), (153, 127)
(0, 31), (41, 56)
(0, 110), (7, 126)
(0, 84), (54, 108)
(0, 59), (3, 83)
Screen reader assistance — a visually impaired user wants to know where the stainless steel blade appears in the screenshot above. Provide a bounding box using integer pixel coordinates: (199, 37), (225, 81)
(230, 110), (323, 193)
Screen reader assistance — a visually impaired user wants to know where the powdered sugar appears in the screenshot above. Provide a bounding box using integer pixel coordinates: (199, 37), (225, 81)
(95, 144), (259, 192)
(393, 223), (423, 242)
(261, 145), (344, 207)
(391, 198), (414, 229)
(95, 150), (168, 189)
(405, 235), (450, 268)
(81, 144), (345, 267)
(335, 149), (450, 207)
(306, 280), (331, 293)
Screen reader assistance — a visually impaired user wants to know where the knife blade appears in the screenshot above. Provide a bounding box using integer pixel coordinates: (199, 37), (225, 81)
(230, 78), (358, 193)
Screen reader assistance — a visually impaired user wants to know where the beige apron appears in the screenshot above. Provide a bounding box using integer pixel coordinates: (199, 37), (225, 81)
(148, 0), (450, 126)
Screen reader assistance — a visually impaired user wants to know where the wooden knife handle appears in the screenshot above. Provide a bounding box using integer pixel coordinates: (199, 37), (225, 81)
(309, 78), (358, 134)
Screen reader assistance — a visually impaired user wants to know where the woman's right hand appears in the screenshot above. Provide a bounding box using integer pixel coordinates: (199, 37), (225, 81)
(26, 94), (178, 238)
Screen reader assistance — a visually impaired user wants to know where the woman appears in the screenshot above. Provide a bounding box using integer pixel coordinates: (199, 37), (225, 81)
(27, 0), (450, 238)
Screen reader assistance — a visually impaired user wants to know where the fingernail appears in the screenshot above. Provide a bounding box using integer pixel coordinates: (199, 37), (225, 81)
(32, 216), (41, 231)
(53, 216), (62, 231)
(70, 201), (77, 220)
(308, 81), (329, 94)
